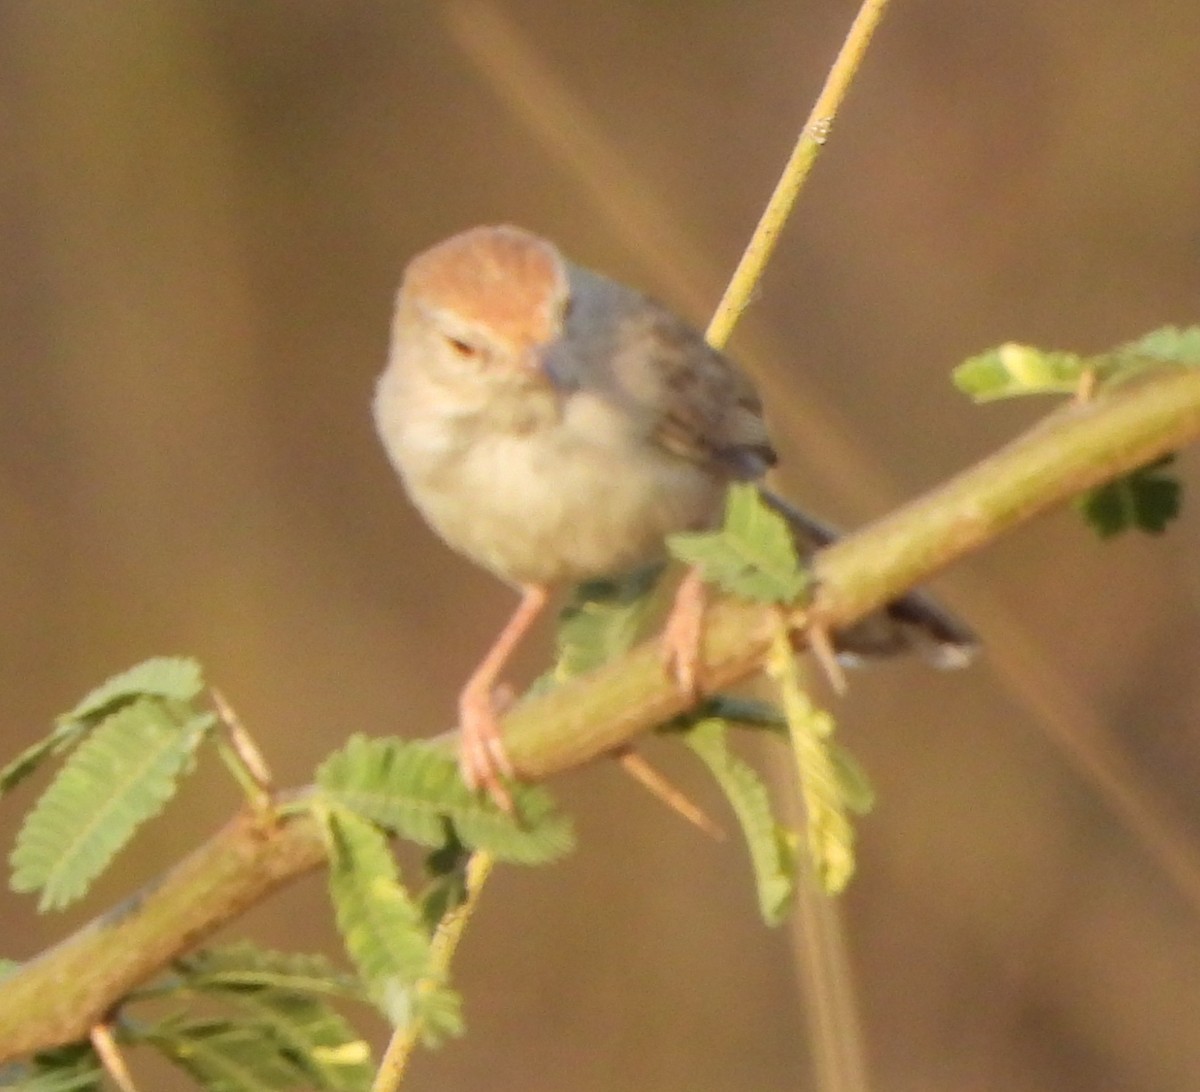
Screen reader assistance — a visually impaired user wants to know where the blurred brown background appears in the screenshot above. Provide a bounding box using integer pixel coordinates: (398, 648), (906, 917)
(3, 2), (1200, 1089)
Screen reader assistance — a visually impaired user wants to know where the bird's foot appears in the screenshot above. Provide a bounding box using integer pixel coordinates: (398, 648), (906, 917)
(660, 567), (707, 700)
(458, 681), (517, 813)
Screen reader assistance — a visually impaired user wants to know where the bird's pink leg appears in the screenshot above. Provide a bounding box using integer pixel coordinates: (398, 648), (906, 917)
(660, 566), (707, 699)
(458, 584), (549, 811)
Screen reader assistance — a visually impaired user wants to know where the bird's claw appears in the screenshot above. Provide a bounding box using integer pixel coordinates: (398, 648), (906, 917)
(458, 685), (517, 813)
(660, 567), (707, 700)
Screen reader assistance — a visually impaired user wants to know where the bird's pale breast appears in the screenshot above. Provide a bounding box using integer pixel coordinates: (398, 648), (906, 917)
(376, 366), (723, 586)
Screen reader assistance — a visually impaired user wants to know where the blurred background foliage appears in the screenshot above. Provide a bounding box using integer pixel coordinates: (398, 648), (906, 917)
(2, 2), (1200, 1089)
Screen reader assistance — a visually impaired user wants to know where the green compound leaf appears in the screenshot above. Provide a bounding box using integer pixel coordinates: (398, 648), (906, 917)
(419, 835), (470, 931)
(10, 698), (214, 910)
(144, 1018), (310, 1092)
(210, 993), (370, 1091)
(2, 657), (208, 801)
(317, 736), (573, 866)
(953, 343), (1091, 401)
(551, 564), (664, 681)
(1120, 325), (1200, 365)
(828, 742), (876, 816)
(147, 945), (372, 1091)
(766, 628), (865, 895)
(1, 1044), (103, 1092)
(322, 808), (463, 1044)
(1076, 454), (1181, 538)
(62, 656), (206, 726)
(173, 943), (366, 1002)
(0, 722), (88, 800)
(954, 325), (1200, 402)
(668, 484), (809, 602)
(682, 719), (795, 925)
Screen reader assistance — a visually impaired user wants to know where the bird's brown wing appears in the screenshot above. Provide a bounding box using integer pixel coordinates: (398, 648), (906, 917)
(622, 302), (776, 480)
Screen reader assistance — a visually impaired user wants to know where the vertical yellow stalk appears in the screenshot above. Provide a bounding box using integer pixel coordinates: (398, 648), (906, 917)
(371, 852), (495, 1092)
(706, 0), (895, 349)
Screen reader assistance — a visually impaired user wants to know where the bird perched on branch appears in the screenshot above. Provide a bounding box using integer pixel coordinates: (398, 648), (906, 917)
(374, 224), (976, 809)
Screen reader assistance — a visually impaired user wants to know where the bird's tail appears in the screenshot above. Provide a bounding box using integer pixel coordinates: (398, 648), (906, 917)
(759, 489), (979, 670)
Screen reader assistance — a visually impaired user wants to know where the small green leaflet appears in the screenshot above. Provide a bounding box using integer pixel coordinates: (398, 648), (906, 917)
(668, 484), (809, 602)
(1, 1044), (103, 1092)
(1076, 454), (1181, 537)
(142, 1017), (313, 1092)
(322, 807), (463, 1044)
(682, 719), (795, 925)
(1121, 325), (1200, 365)
(198, 992), (371, 1091)
(10, 697), (215, 910)
(1, 657), (206, 800)
(316, 735), (573, 866)
(953, 344), (1092, 401)
(62, 656), (206, 725)
(0, 722), (88, 799)
(172, 943), (366, 1001)
(766, 627), (864, 895)
(137, 944), (372, 1091)
(827, 742), (876, 817)
(551, 564), (664, 681)
(419, 834), (470, 930)
(954, 324), (1200, 402)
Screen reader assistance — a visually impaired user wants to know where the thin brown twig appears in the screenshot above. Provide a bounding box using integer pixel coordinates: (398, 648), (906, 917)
(211, 687), (274, 811)
(89, 1023), (139, 1092)
(616, 748), (725, 840)
(805, 622), (848, 696)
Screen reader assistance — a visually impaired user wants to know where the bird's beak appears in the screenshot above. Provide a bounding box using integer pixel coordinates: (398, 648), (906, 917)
(535, 335), (580, 394)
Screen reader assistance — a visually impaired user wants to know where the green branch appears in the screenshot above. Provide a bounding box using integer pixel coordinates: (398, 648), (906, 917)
(3, 363), (1200, 1062)
(0, 807), (328, 1060)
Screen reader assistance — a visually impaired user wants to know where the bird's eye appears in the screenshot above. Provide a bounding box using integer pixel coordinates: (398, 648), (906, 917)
(445, 335), (478, 358)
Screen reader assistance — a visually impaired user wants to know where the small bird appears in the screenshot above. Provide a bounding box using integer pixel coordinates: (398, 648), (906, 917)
(374, 225), (976, 808)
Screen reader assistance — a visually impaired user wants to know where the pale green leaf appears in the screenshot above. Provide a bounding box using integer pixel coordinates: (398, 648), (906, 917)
(419, 837), (469, 930)
(955, 326), (1200, 403)
(217, 993), (371, 1092)
(148, 945), (372, 1091)
(10, 698), (214, 910)
(2, 657), (207, 801)
(953, 343), (1088, 401)
(828, 742), (876, 816)
(174, 943), (365, 1001)
(61, 656), (206, 725)
(317, 736), (573, 866)
(767, 630), (862, 895)
(144, 1018), (307, 1092)
(2, 1045), (103, 1092)
(1076, 454), (1180, 537)
(551, 564), (664, 681)
(0, 722), (88, 800)
(1120, 324), (1200, 365)
(322, 809), (462, 1042)
(668, 484), (808, 602)
(682, 719), (795, 924)
(410, 983), (467, 1047)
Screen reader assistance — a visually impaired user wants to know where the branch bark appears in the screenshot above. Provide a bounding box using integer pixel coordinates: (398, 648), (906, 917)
(3, 366), (1200, 1061)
